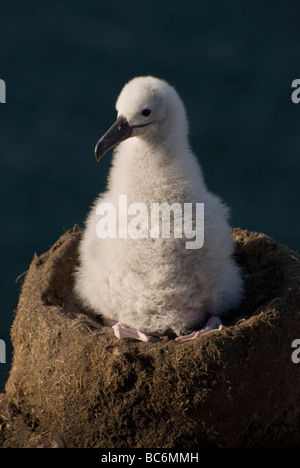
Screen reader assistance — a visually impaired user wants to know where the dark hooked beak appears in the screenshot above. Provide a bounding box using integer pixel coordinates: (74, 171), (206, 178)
(94, 115), (133, 161)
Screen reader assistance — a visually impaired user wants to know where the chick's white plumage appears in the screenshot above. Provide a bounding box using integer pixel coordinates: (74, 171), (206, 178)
(74, 76), (243, 340)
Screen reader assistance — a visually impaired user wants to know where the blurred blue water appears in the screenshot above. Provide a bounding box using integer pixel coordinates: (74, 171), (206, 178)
(0, 0), (300, 391)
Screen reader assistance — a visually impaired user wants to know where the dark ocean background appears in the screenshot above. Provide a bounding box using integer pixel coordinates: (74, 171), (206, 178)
(0, 0), (299, 391)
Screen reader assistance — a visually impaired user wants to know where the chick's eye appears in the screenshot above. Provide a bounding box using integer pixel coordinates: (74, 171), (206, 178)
(142, 109), (151, 117)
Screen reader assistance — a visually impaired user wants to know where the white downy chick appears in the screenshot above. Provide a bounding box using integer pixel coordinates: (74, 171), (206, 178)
(74, 76), (243, 341)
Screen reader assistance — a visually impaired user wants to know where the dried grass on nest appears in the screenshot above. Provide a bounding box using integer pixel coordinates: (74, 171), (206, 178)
(1, 225), (300, 448)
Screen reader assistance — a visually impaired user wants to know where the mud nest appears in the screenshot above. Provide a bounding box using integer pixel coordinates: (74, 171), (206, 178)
(1, 225), (300, 448)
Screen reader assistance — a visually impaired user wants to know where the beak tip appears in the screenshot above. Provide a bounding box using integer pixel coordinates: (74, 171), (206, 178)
(94, 115), (132, 163)
(94, 142), (102, 161)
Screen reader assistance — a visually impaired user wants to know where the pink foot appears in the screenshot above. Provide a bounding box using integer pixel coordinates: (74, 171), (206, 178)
(175, 316), (225, 342)
(102, 318), (152, 342)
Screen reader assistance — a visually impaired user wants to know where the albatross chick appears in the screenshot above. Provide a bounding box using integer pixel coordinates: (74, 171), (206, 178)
(74, 76), (243, 341)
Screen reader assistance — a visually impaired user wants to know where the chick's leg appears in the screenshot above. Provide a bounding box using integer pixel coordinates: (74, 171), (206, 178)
(175, 316), (225, 342)
(102, 318), (151, 342)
